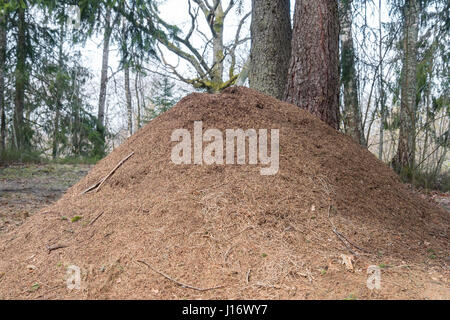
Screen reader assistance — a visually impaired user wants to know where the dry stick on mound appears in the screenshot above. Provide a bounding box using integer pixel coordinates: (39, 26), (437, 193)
(327, 205), (368, 256)
(45, 244), (68, 254)
(137, 260), (224, 292)
(80, 152), (135, 195)
(95, 152), (135, 192)
(89, 211), (104, 226)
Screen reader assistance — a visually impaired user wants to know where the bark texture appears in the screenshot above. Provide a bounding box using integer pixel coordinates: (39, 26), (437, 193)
(284, 0), (340, 130)
(0, 10), (6, 151)
(393, 0), (419, 178)
(249, 0), (292, 100)
(13, 6), (27, 149)
(340, 0), (365, 146)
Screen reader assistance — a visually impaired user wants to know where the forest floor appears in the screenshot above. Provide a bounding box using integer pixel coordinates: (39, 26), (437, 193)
(0, 164), (92, 233)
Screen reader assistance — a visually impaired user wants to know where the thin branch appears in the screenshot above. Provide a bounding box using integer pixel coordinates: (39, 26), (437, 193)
(137, 260), (224, 292)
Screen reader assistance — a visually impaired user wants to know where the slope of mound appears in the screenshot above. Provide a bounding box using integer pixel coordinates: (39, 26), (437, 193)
(0, 87), (448, 299)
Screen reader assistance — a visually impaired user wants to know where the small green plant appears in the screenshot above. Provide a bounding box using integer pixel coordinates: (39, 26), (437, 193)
(261, 253), (267, 258)
(71, 216), (82, 223)
(56, 262), (62, 267)
(427, 248), (437, 259)
(320, 269), (327, 276)
(61, 216), (68, 221)
(30, 283), (40, 292)
(378, 263), (388, 269)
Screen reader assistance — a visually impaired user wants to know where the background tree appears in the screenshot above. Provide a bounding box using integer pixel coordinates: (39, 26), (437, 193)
(340, 0), (366, 146)
(392, 0), (420, 179)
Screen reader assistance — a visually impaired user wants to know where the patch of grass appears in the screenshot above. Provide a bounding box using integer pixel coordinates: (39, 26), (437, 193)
(0, 149), (44, 165)
(261, 253), (267, 258)
(344, 293), (357, 300)
(71, 216), (82, 223)
(53, 156), (101, 165)
(320, 269), (327, 276)
(378, 263), (389, 269)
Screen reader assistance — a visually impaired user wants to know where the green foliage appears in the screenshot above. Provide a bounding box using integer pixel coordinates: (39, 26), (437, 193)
(144, 76), (179, 122)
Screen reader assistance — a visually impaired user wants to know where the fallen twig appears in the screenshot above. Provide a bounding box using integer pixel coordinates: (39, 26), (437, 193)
(95, 152), (135, 193)
(246, 269), (251, 283)
(89, 211), (104, 226)
(46, 244), (68, 254)
(327, 205), (368, 256)
(80, 179), (104, 195)
(137, 260), (224, 292)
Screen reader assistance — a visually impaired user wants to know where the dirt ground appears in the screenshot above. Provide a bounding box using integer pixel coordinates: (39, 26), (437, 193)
(0, 164), (91, 233)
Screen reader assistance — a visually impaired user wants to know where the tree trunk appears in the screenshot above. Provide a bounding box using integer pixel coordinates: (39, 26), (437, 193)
(378, 0), (386, 160)
(284, 0), (340, 130)
(0, 10), (6, 151)
(97, 7), (112, 141)
(393, 0), (419, 179)
(211, 2), (224, 91)
(124, 65), (132, 136)
(340, 0), (365, 146)
(14, 5), (27, 150)
(249, 0), (291, 100)
(52, 11), (65, 159)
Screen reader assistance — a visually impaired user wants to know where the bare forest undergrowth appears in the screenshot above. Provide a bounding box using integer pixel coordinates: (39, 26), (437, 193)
(0, 88), (448, 300)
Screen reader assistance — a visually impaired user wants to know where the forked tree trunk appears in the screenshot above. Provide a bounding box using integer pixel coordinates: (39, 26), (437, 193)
(249, 0), (292, 100)
(284, 0), (340, 130)
(211, 2), (225, 91)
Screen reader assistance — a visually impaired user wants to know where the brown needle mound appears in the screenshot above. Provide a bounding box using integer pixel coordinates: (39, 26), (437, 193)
(0, 87), (448, 299)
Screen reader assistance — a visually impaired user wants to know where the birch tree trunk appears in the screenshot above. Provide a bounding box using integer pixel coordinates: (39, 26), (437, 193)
(340, 0), (365, 146)
(284, 0), (340, 130)
(249, 0), (291, 100)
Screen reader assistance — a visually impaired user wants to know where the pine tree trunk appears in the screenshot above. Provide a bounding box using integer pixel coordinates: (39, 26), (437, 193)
(340, 0), (365, 146)
(393, 0), (419, 179)
(14, 6), (27, 150)
(284, 0), (340, 129)
(249, 0), (291, 100)
(97, 7), (111, 141)
(0, 11), (6, 151)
